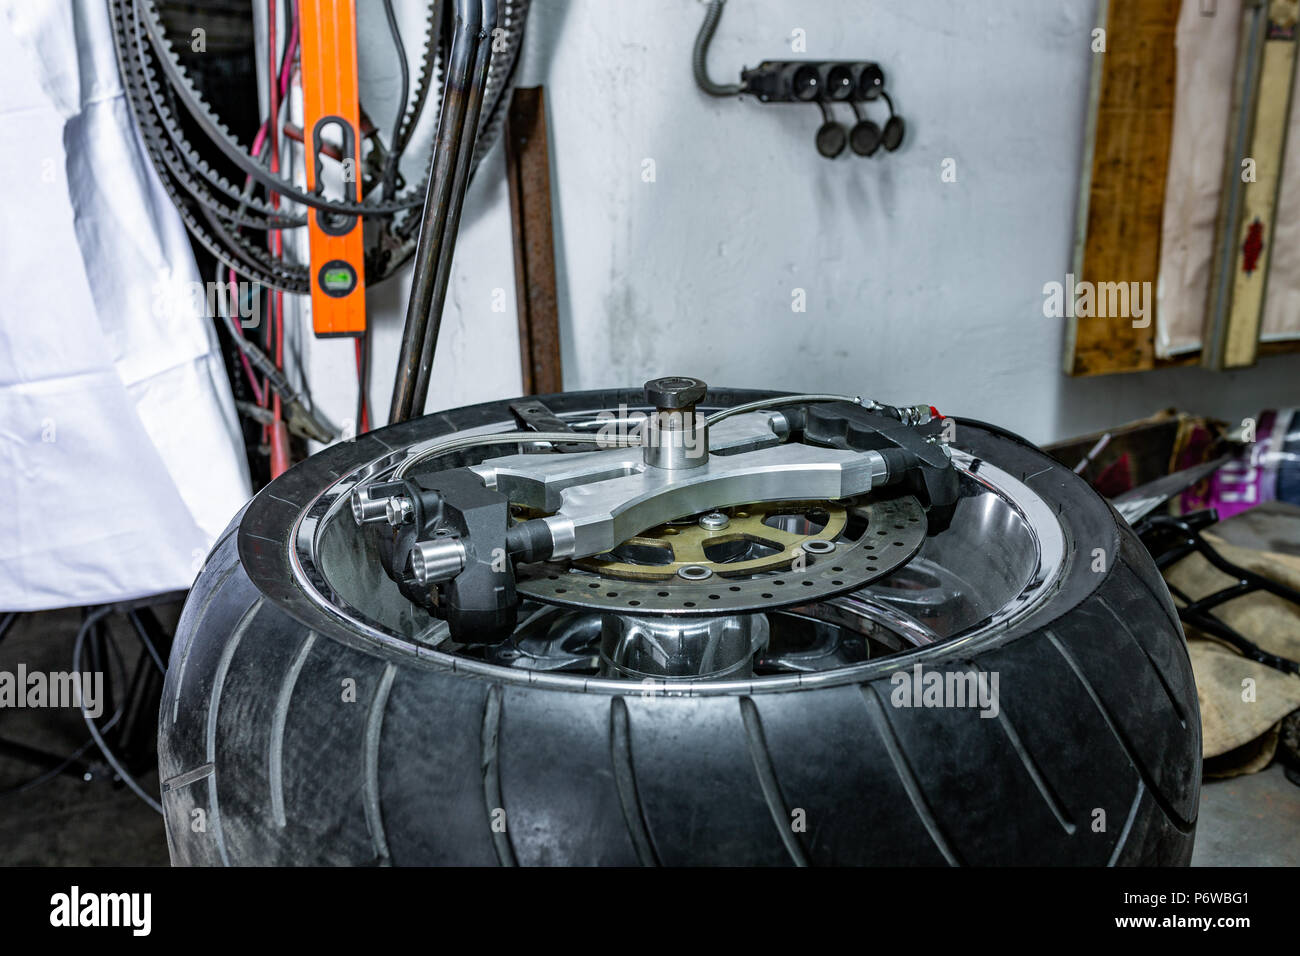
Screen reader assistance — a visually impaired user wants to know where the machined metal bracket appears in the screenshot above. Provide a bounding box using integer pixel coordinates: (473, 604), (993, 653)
(474, 437), (889, 560)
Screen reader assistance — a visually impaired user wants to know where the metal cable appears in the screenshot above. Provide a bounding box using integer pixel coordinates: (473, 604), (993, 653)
(393, 430), (641, 479)
(704, 393), (864, 426)
(394, 396), (867, 478)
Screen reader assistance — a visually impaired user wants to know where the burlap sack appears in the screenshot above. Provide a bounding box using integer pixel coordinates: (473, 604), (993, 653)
(1164, 503), (1300, 776)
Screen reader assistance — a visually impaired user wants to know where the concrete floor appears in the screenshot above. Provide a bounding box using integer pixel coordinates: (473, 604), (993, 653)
(1, 607), (1297, 866)
(0, 767), (168, 866)
(1192, 763), (1300, 866)
(0, 609), (168, 866)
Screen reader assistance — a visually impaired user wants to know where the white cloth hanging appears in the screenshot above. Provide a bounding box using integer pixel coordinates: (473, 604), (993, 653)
(0, 1), (251, 611)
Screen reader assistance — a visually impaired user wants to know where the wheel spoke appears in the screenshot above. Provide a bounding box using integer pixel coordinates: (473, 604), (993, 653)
(669, 539), (710, 564)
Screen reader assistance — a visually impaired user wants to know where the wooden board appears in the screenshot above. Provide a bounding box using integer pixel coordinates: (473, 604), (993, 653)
(1065, 0), (1180, 376)
(1203, 0), (1299, 369)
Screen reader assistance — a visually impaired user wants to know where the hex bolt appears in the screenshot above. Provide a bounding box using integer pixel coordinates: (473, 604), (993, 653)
(385, 496), (415, 527)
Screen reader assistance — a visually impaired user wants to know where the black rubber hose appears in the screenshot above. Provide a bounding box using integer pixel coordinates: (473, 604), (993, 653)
(381, 0), (412, 199)
(73, 608), (163, 815)
(393, 1), (442, 161)
(693, 0), (742, 97)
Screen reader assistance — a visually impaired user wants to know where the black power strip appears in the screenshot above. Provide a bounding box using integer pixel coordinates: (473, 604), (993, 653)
(694, 2), (905, 159)
(740, 60), (904, 158)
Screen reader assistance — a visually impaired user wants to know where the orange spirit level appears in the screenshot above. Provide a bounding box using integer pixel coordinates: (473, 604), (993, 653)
(299, 0), (367, 337)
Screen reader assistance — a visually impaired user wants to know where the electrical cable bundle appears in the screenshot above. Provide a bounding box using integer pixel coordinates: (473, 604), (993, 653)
(110, 0), (530, 291)
(107, 0), (530, 451)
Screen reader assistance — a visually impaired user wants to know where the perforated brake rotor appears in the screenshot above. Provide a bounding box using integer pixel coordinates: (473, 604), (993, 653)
(515, 495), (927, 616)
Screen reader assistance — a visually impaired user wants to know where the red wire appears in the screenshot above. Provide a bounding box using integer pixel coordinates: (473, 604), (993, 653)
(268, 0), (283, 429)
(222, 6), (300, 461)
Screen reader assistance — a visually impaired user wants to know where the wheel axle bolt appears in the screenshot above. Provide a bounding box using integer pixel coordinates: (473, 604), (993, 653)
(642, 376), (710, 471)
(644, 376), (707, 410)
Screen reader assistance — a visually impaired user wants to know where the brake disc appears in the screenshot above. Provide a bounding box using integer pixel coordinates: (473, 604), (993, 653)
(516, 494), (926, 616)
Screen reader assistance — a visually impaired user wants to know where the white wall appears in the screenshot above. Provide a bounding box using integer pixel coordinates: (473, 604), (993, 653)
(305, 0), (1300, 446)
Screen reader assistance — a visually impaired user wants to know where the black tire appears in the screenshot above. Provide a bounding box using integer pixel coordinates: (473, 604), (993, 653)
(158, 388), (1201, 866)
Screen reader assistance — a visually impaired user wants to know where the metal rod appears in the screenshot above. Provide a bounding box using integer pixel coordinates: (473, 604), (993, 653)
(410, 0), (498, 413)
(389, 0), (489, 423)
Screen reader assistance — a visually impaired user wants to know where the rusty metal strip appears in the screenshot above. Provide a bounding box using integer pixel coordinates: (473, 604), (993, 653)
(505, 86), (563, 395)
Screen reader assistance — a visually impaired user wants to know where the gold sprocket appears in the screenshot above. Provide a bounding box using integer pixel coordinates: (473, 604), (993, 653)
(574, 500), (848, 582)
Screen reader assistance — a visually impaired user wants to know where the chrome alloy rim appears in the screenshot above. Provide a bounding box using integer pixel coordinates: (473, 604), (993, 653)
(287, 409), (1067, 694)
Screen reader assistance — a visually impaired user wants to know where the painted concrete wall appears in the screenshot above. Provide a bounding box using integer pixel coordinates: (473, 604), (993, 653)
(303, 0), (1300, 446)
